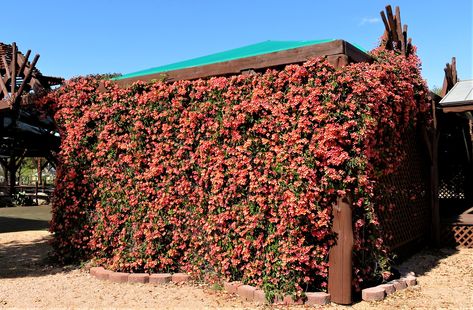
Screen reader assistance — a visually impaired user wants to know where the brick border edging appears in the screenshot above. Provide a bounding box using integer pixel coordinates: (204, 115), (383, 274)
(89, 267), (191, 285)
(224, 274), (418, 305)
(361, 275), (418, 301)
(224, 281), (330, 306)
(89, 266), (418, 305)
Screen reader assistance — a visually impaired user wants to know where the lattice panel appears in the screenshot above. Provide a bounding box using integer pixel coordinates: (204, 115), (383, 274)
(439, 167), (465, 199)
(437, 113), (470, 202)
(441, 224), (473, 248)
(376, 128), (431, 251)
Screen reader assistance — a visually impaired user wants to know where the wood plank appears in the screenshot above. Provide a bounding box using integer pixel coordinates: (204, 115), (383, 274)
(328, 196), (353, 305)
(2, 55), (11, 79)
(344, 41), (373, 63)
(327, 54), (349, 68)
(11, 43), (16, 94)
(12, 54), (40, 110)
(442, 105), (473, 113)
(0, 98), (11, 109)
(386, 5), (398, 42)
(380, 10), (390, 33)
(0, 74), (10, 98)
(115, 40), (371, 87)
(17, 50), (31, 79)
(402, 24), (408, 55)
(395, 7), (404, 53)
(451, 57), (457, 84)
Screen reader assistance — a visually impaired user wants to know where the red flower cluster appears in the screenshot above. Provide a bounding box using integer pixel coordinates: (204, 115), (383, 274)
(47, 47), (428, 298)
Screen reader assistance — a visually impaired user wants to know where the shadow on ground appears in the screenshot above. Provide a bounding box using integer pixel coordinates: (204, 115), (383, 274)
(1, 235), (56, 278)
(0, 216), (49, 233)
(0, 205), (78, 279)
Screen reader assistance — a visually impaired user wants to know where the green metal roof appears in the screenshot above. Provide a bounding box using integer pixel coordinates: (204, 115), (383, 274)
(113, 39), (338, 81)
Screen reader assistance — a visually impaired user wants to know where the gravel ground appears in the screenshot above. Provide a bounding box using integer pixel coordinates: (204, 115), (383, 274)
(0, 230), (472, 309)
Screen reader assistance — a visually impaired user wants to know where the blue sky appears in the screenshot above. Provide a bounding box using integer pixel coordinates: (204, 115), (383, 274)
(2, 0), (472, 88)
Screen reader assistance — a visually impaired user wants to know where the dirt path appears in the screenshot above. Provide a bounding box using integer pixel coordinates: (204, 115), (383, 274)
(0, 230), (472, 309)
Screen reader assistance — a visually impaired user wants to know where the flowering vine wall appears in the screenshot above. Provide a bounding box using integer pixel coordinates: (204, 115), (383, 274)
(45, 47), (429, 299)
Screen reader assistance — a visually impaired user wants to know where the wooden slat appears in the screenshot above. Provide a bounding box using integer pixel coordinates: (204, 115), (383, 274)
(0, 74), (10, 98)
(2, 55), (11, 79)
(11, 43), (16, 94)
(395, 7), (405, 53)
(451, 57), (457, 84)
(12, 54), (40, 110)
(442, 105), (473, 113)
(344, 41), (372, 63)
(402, 24), (408, 54)
(328, 196), (353, 305)
(115, 40), (371, 87)
(326, 54), (349, 69)
(386, 5), (398, 43)
(17, 50), (31, 78)
(0, 98), (11, 109)
(380, 10), (391, 33)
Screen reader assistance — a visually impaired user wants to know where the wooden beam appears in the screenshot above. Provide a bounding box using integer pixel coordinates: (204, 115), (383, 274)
(441, 105), (473, 113)
(386, 6), (398, 43)
(0, 99), (11, 109)
(2, 55), (11, 80)
(380, 10), (390, 33)
(328, 196), (353, 305)
(0, 75), (10, 99)
(395, 7), (404, 53)
(327, 54), (349, 69)
(17, 50), (31, 79)
(12, 54), (40, 110)
(11, 43), (17, 95)
(344, 42), (372, 63)
(451, 57), (457, 85)
(115, 40), (371, 87)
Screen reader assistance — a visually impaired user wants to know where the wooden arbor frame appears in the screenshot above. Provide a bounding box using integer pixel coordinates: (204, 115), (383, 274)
(0, 42), (62, 197)
(114, 40), (372, 88)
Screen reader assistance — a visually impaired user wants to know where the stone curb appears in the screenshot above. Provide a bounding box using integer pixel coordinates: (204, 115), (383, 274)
(128, 273), (149, 284)
(150, 273), (172, 284)
(224, 281), (330, 306)
(306, 292), (331, 305)
(89, 268), (191, 285)
(362, 275), (418, 302)
(89, 268), (417, 305)
(172, 273), (191, 283)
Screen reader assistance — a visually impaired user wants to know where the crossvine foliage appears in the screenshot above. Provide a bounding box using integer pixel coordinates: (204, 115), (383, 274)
(45, 47), (429, 298)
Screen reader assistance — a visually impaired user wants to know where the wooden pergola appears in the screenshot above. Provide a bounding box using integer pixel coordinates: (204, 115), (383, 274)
(113, 40), (372, 88)
(0, 42), (63, 198)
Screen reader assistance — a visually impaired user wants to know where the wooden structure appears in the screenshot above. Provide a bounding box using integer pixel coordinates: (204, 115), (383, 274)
(115, 38), (370, 305)
(114, 40), (371, 87)
(380, 5), (413, 57)
(110, 5), (435, 304)
(437, 58), (473, 248)
(0, 42), (62, 200)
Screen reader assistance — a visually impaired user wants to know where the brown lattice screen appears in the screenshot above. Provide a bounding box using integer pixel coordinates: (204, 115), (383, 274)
(376, 128), (431, 251)
(437, 113), (471, 205)
(440, 224), (473, 248)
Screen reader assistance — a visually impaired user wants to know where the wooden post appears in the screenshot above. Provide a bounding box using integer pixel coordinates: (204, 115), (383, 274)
(35, 181), (38, 205)
(8, 157), (16, 196)
(430, 99), (440, 247)
(431, 132), (440, 246)
(37, 158), (42, 186)
(328, 196), (354, 305)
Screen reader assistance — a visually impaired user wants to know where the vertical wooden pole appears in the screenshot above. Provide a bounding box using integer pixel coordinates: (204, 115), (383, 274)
(328, 196), (354, 305)
(8, 157), (16, 196)
(35, 181), (38, 205)
(11, 43), (17, 95)
(37, 158), (42, 186)
(431, 133), (440, 246)
(430, 101), (440, 247)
